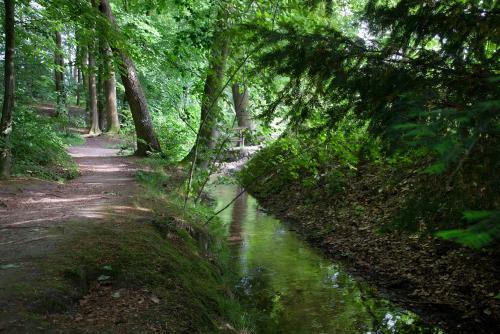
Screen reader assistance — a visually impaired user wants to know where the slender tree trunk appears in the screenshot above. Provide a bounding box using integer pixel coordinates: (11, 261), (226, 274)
(73, 47), (79, 82)
(0, 0), (15, 178)
(184, 31), (230, 164)
(232, 84), (253, 147)
(76, 67), (81, 106)
(82, 50), (91, 126)
(84, 68), (90, 117)
(75, 35), (83, 106)
(88, 47), (101, 136)
(54, 30), (65, 115)
(103, 44), (119, 133)
(97, 59), (106, 131)
(98, 0), (160, 156)
(232, 84), (253, 129)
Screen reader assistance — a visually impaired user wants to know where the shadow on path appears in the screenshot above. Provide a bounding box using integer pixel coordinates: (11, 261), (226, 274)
(0, 135), (150, 312)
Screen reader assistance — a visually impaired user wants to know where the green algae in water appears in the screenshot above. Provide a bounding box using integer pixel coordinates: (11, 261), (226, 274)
(210, 184), (443, 334)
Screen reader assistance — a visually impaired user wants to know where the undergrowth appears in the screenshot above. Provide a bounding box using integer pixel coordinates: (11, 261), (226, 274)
(10, 106), (81, 181)
(240, 120), (499, 248)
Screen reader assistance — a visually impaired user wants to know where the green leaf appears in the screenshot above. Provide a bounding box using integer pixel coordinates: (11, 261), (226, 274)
(423, 162), (446, 174)
(436, 229), (493, 249)
(463, 210), (495, 222)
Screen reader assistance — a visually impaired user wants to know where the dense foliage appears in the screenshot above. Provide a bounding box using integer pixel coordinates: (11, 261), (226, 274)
(9, 107), (80, 180)
(241, 0), (499, 247)
(0, 0), (498, 246)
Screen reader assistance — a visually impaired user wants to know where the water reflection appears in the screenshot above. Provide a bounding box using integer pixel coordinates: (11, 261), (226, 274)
(210, 184), (442, 334)
(229, 187), (247, 246)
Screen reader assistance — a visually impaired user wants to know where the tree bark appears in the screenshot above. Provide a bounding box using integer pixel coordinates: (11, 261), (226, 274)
(81, 48), (92, 126)
(103, 43), (119, 133)
(54, 30), (65, 115)
(76, 67), (81, 106)
(73, 46), (79, 82)
(184, 28), (230, 164)
(98, 0), (160, 156)
(88, 47), (101, 136)
(0, 0), (15, 178)
(75, 34), (83, 107)
(97, 58), (106, 131)
(232, 84), (253, 130)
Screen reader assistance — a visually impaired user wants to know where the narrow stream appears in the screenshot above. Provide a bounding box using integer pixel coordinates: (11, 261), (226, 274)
(209, 184), (443, 334)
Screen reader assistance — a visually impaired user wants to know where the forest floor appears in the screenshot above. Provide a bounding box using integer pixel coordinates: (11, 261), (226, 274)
(0, 135), (150, 331)
(0, 134), (243, 333)
(0, 134), (142, 252)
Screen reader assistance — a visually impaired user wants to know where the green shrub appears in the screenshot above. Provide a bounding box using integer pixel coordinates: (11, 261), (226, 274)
(10, 107), (78, 180)
(240, 113), (380, 197)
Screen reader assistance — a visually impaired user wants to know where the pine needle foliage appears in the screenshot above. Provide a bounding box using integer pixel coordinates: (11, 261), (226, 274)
(249, 0), (500, 246)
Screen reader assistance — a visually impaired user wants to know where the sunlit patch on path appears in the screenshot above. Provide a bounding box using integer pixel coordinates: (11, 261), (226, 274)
(0, 135), (150, 310)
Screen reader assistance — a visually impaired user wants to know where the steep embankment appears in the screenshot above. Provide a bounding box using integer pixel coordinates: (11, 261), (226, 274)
(241, 160), (500, 334)
(0, 135), (246, 333)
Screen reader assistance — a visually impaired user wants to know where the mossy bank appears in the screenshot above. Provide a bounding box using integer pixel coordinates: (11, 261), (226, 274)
(0, 163), (249, 333)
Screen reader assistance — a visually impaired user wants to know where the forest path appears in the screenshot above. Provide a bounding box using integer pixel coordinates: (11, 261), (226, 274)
(0, 135), (148, 309)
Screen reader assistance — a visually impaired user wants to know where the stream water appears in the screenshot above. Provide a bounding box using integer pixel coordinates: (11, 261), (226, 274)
(209, 184), (443, 334)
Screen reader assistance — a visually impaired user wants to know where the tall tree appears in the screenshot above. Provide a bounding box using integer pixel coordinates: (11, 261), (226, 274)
(184, 4), (230, 164)
(82, 50), (90, 117)
(103, 43), (119, 133)
(74, 36), (83, 106)
(0, 0), (15, 178)
(97, 57), (106, 131)
(76, 66), (82, 106)
(98, 0), (160, 156)
(73, 46), (79, 82)
(88, 44), (101, 136)
(54, 30), (65, 115)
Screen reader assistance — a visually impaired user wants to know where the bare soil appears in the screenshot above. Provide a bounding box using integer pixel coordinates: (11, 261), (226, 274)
(0, 135), (143, 257)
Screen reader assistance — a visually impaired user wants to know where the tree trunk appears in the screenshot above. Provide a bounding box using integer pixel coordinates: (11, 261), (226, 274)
(75, 35), (83, 107)
(88, 48), (101, 136)
(184, 30), (230, 164)
(82, 50), (91, 126)
(97, 59), (106, 131)
(98, 0), (160, 156)
(232, 84), (253, 130)
(103, 44), (119, 133)
(76, 67), (81, 106)
(0, 0), (15, 178)
(54, 30), (65, 115)
(73, 46), (79, 82)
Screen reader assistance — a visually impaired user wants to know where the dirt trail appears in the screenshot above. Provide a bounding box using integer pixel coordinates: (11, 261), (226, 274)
(0, 135), (148, 312)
